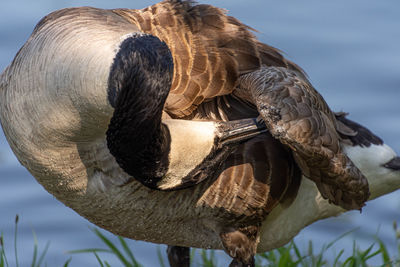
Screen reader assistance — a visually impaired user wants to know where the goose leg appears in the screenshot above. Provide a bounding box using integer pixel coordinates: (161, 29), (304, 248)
(220, 226), (258, 267)
(229, 258), (255, 267)
(238, 66), (370, 210)
(167, 245), (190, 267)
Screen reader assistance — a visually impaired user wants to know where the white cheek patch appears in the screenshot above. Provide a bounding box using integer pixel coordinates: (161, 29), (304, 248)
(158, 119), (217, 189)
(343, 143), (400, 199)
(343, 144), (396, 174)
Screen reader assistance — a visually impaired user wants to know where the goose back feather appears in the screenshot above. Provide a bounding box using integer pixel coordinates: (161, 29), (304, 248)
(113, 0), (300, 117)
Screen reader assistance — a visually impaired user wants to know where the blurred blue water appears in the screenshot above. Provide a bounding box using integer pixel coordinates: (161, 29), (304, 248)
(0, 0), (399, 266)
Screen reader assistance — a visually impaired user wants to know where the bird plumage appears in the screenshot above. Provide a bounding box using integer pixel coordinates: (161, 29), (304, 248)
(0, 1), (399, 267)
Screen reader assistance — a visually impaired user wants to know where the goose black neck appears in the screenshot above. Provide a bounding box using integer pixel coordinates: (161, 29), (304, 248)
(106, 34), (173, 189)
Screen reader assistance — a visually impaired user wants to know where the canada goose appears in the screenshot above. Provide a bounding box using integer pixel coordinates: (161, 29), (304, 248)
(0, 1), (399, 267)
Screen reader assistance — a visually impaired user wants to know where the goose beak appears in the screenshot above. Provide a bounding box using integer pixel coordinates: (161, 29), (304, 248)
(384, 156), (400, 170)
(218, 118), (267, 147)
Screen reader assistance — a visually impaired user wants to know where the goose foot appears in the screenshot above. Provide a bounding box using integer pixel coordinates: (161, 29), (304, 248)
(229, 257), (255, 267)
(167, 245), (190, 267)
(220, 225), (258, 267)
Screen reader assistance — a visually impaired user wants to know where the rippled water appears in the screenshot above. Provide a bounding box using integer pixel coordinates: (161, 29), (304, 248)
(0, 0), (399, 266)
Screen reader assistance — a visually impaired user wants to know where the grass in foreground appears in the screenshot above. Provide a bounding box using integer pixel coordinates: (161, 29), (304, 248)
(1, 215), (400, 267)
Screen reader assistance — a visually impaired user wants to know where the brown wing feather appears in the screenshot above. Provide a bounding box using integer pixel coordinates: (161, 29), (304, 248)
(198, 133), (300, 221)
(239, 66), (370, 210)
(186, 95), (300, 221)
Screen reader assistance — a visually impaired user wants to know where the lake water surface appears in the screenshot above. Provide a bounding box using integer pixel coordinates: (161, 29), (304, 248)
(0, 0), (399, 266)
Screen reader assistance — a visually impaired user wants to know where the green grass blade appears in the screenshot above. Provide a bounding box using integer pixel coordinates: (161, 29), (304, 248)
(325, 228), (359, 251)
(289, 241), (307, 266)
(94, 252), (105, 267)
(342, 256), (355, 267)
(262, 250), (277, 264)
(308, 240), (313, 257)
(63, 258), (72, 267)
(30, 230), (39, 267)
(277, 245), (292, 267)
(292, 241), (302, 260)
(365, 250), (383, 262)
(333, 249), (344, 266)
(31, 245), (37, 266)
(363, 245), (381, 261)
(68, 248), (111, 254)
(36, 241), (50, 267)
(255, 254), (265, 267)
(258, 252), (269, 260)
(93, 228), (133, 267)
(378, 239), (391, 264)
(118, 236), (141, 266)
(14, 215), (19, 267)
(200, 250), (216, 267)
(157, 246), (166, 267)
(315, 246), (326, 267)
(359, 243), (374, 259)
(190, 248), (196, 265)
(0, 237), (4, 267)
(1, 233), (9, 267)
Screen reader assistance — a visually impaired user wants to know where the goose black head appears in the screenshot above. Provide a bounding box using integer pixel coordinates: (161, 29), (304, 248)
(106, 33), (174, 189)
